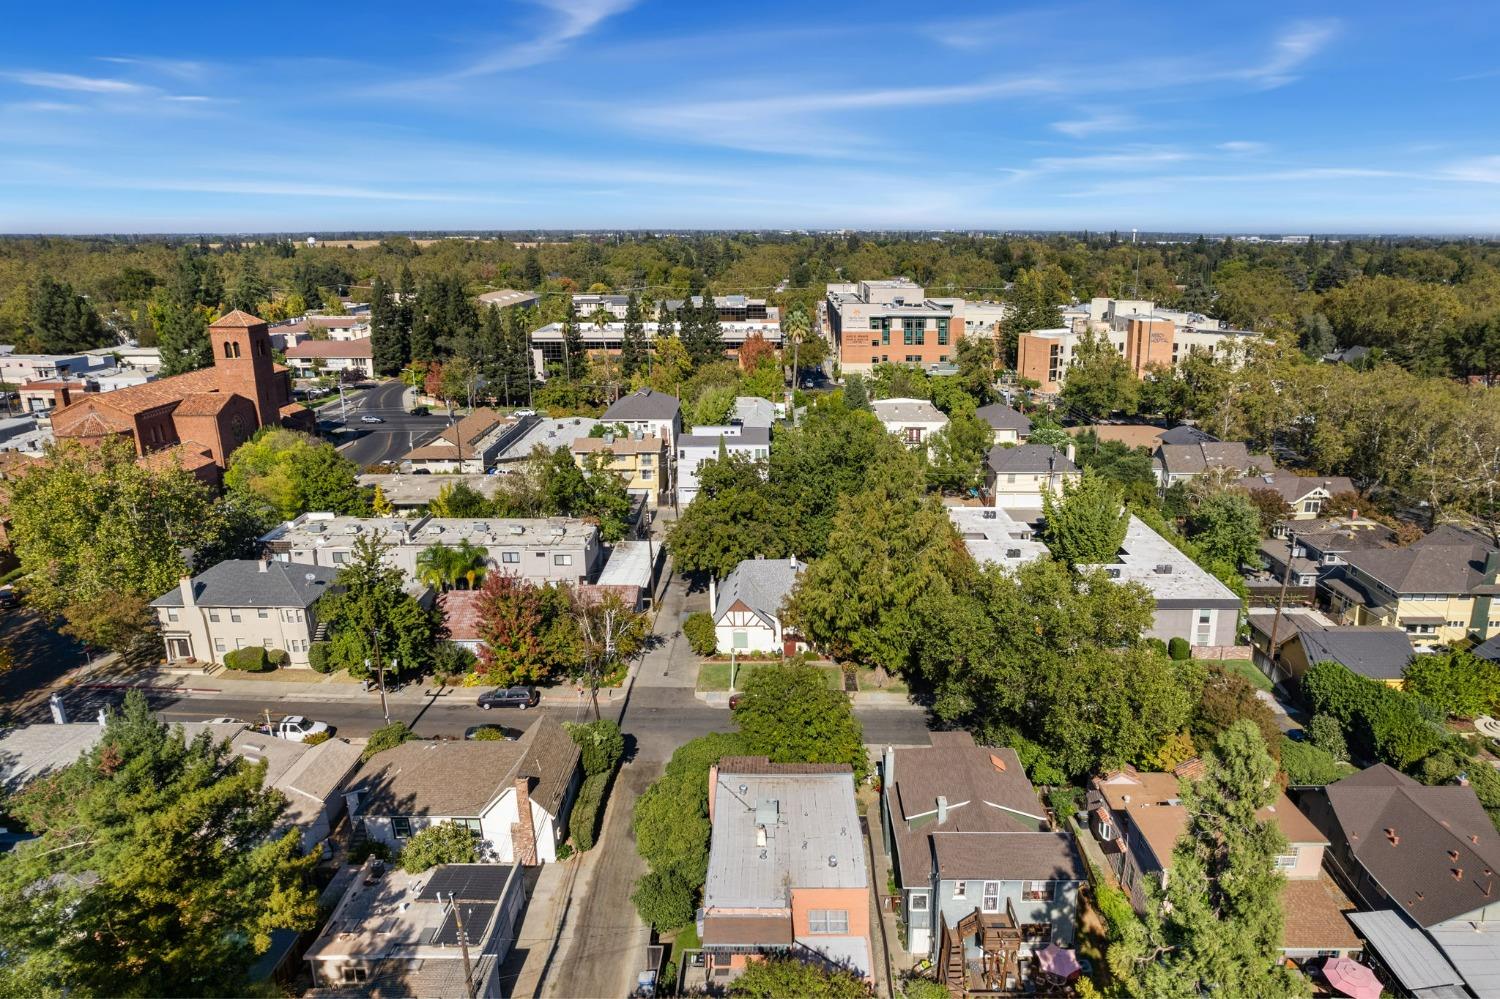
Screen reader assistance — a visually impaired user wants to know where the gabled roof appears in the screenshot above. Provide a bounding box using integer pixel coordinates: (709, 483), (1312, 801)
(1237, 469), (1355, 504)
(601, 388), (680, 421)
(713, 557), (805, 627)
(932, 831), (1086, 881)
(285, 339), (373, 359)
(974, 402), (1032, 434)
(870, 397), (946, 425)
(1342, 542), (1495, 595)
(347, 716), (579, 818)
(1155, 440), (1269, 476)
(1294, 627), (1414, 681)
(151, 560), (338, 608)
(987, 443), (1077, 475)
(1157, 424), (1218, 445)
(1325, 764), (1500, 926)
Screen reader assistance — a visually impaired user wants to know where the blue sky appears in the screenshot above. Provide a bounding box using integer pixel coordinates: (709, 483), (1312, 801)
(2, 1), (1499, 233)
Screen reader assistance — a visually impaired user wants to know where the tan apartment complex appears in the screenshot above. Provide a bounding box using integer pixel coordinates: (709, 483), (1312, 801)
(825, 279), (966, 373)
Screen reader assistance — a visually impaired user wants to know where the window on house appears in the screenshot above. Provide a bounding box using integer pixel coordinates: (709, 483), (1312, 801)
(230, 610), (242, 623)
(733, 631), (749, 650)
(208, 610), (220, 622)
(808, 910), (849, 934)
(502, 552), (521, 564)
(953, 881), (967, 900)
(1274, 853), (1298, 869)
(555, 554), (573, 566)
(982, 881), (1001, 913)
(455, 818), (483, 834)
(641, 470), (653, 481)
(937, 318), (950, 345)
(341, 968), (368, 984)
(214, 640), (226, 653)
(332, 551), (347, 564)
(258, 609), (269, 619)
(167, 609), (179, 622)
(391, 817), (413, 839)
(1022, 881), (1057, 901)
(910, 892), (929, 912)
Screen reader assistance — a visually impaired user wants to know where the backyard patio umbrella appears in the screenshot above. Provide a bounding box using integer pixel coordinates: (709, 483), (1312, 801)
(1036, 943), (1082, 981)
(1321, 957), (1382, 999)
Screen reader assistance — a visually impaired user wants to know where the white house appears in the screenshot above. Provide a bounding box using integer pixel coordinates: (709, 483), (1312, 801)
(283, 338), (374, 378)
(986, 443), (1080, 508)
(870, 397), (947, 449)
(344, 718), (581, 865)
(711, 556), (807, 655)
(676, 423), (771, 507)
(599, 387), (683, 448)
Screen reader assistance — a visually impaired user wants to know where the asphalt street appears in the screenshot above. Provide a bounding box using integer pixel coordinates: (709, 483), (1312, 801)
(325, 379), (450, 468)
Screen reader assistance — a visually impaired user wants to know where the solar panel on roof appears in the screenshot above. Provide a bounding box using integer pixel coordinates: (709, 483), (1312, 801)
(431, 901), (498, 946)
(418, 864), (512, 902)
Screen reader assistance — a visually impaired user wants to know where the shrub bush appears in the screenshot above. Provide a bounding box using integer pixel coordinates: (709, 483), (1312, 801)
(431, 640), (477, 685)
(1302, 660), (1445, 770)
(1167, 637), (1190, 661)
(222, 646), (270, 672)
(683, 611), (717, 657)
(266, 648), (289, 668)
(302, 731), (332, 746)
(308, 641), (335, 674)
(469, 726), (508, 741)
(1144, 637), (1168, 656)
(569, 771), (612, 851)
(568, 718), (625, 777)
(362, 721), (413, 761)
(399, 821), (479, 873)
(1280, 737), (1353, 785)
(1306, 714), (1348, 760)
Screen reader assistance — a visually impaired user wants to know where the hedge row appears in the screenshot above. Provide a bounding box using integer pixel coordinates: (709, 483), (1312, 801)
(222, 647), (288, 672)
(569, 771), (613, 852)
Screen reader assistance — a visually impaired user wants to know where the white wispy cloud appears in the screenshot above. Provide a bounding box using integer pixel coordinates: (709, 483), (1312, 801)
(3, 101), (85, 114)
(1217, 140), (1269, 154)
(1051, 111), (1138, 138)
(1235, 19), (1339, 87)
(456, 0), (638, 75)
(1439, 157), (1500, 184)
(7, 71), (147, 94)
(97, 56), (206, 81)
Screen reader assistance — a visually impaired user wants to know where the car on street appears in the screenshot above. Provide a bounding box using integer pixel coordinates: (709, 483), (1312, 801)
(476, 686), (540, 710)
(260, 715), (331, 742)
(464, 724), (519, 741)
(0, 587), (19, 609)
(512, 408), (537, 417)
(359, 415), (384, 424)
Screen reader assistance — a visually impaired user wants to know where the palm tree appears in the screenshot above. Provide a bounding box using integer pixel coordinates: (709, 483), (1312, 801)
(451, 540), (489, 590)
(416, 542), (460, 591)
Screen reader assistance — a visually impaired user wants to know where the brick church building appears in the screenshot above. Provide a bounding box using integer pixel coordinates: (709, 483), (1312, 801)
(51, 310), (314, 484)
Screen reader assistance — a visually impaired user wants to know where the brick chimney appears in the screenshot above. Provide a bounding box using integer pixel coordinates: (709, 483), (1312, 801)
(511, 776), (538, 866)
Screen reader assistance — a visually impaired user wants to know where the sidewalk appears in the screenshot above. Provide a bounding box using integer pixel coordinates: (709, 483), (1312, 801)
(72, 666), (632, 706)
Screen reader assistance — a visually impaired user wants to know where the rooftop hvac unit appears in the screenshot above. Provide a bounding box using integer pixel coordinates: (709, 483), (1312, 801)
(509, 525), (525, 535)
(550, 527), (565, 537)
(1154, 563), (1173, 574)
(1006, 548), (1022, 559)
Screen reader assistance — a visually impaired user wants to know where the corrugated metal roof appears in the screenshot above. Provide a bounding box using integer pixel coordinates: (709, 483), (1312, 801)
(1347, 910), (1464, 992)
(1426, 921), (1500, 997)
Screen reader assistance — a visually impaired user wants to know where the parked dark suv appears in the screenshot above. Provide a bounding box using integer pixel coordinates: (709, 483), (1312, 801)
(476, 686), (540, 710)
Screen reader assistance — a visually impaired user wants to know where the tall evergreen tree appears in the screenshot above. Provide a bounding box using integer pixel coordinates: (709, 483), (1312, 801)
(1125, 722), (1308, 997)
(561, 298), (584, 380)
(26, 276), (107, 353)
(408, 280), (439, 361)
(502, 306), (534, 405)
(522, 250), (543, 288)
(477, 303), (505, 402)
(620, 294), (646, 377)
(369, 274), (406, 376)
(396, 264), (416, 341)
(156, 299), (212, 375)
(293, 263), (320, 309)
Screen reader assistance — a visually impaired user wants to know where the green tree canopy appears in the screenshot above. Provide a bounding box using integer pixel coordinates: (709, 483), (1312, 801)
(0, 691), (319, 996)
(399, 822), (479, 873)
(1402, 648), (1500, 720)
(1184, 491), (1263, 568)
(224, 428), (369, 521)
(1059, 329), (1138, 420)
(925, 396), (993, 494)
(667, 452), (783, 579)
(1041, 469), (1129, 566)
(318, 533), (444, 678)
(729, 958), (871, 998)
(733, 661), (868, 778)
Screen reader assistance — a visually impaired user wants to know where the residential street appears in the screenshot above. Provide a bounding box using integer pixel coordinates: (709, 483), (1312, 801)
(326, 379), (450, 468)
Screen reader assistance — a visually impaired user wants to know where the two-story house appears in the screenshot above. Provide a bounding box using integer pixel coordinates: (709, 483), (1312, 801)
(870, 397), (948, 450)
(986, 444), (1079, 509)
(1237, 470), (1356, 519)
(599, 387), (682, 448)
(1294, 764), (1500, 997)
(570, 431), (667, 508)
(710, 556), (807, 655)
(697, 758), (873, 989)
(975, 402), (1032, 445)
(880, 732), (1087, 995)
(344, 717), (581, 865)
(676, 423), (770, 508)
(151, 559), (338, 668)
(1089, 764), (1361, 962)
(1320, 525), (1500, 645)
(1153, 439), (1270, 491)
(1257, 517), (1398, 592)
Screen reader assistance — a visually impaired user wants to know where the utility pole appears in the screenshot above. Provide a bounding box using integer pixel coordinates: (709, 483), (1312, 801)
(447, 893), (478, 999)
(1267, 531), (1298, 683)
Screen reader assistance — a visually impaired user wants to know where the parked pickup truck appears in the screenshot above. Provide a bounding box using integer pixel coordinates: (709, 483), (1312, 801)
(258, 715), (331, 743)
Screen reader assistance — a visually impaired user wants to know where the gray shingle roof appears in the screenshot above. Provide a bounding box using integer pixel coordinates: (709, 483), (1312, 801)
(714, 557), (805, 627)
(1295, 627), (1414, 681)
(346, 716), (580, 818)
(1326, 765), (1500, 926)
(679, 426), (772, 449)
(601, 388), (680, 421)
(1342, 542), (1494, 595)
(974, 402), (1032, 434)
(1237, 469), (1355, 504)
(986, 443), (1077, 475)
(1156, 440), (1268, 475)
(1157, 424), (1218, 445)
(151, 560), (338, 608)
(932, 831), (1087, 882)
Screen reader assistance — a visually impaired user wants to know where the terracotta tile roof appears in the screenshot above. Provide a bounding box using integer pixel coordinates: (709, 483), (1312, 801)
(285, 340), (373, 359)
(173, 392), (236, 416)
(1281, 872), (1361, 951)
(211, 310), (266, 328)
(61, 409), (131, 435)
(140, 442), (216, 472)
(438, 590), (485, 642)
(59, 366), (222, 419)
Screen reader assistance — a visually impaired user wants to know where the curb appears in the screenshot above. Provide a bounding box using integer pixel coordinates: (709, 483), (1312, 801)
(78, 681), (222, 695)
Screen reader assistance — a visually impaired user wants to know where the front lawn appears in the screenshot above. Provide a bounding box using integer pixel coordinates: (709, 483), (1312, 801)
(1207, 657), (1273, 692)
